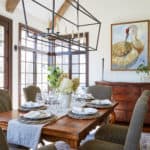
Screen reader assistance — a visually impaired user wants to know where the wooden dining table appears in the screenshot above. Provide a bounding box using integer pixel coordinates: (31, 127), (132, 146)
(0, 102), (118, 149)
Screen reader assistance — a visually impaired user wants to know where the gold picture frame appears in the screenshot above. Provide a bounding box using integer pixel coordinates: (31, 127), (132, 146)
(111, 20), (150, 70)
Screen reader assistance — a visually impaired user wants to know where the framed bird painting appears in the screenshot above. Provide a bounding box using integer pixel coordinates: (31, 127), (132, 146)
(111, 20), (150, 70)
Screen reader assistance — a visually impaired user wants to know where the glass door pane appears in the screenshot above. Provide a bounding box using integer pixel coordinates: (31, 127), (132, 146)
(0, 25), (4, 88)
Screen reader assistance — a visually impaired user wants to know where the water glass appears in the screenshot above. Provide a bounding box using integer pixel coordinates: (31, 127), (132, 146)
(35, 92), (44, 104)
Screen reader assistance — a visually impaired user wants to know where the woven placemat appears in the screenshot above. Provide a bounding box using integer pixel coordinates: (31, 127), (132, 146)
(86, 103), (113, 109)
(67, 111), (102, 119)
(19, 105), (48, 112)
(18, 115), (57, 124)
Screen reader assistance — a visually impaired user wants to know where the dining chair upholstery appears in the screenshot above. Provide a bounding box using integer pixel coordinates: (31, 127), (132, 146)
(23, 85), (41, 102)
(87, 85), (114, 123)
(38, 144), (57, 150)
(0, 127), (9, 150)
(79, 139), (123, 150)
(0, 89), (12, 112)
(87, 85), (112, 99)
(79, 90), (150, 150)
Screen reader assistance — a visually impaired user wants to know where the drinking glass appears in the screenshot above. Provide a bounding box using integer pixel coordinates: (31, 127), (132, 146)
(35, 92), (44, 104)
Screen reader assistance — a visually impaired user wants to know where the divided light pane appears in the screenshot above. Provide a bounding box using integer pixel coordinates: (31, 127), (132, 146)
(37, 63), (42, 73)
(26, 62), (33, 73)
(72, 55), (79, 64)
(21, 62), (25, 73)
(55, 46), (62, 53)
(42, 55), (48, 64)
(0, 43), (4, 56)
(72, 64), (79, 73)
(42, 74), (48, 83)
(27, 40), (35, 48)
(80, 65), (85, 73)
(26, 51), (33, 62)
(80, 55), (85, 63)
(37, 74), (42, 83)
(0, 26), (4, 41)
(56, 56), (62, 64)
(21, 73), (25, 84)
(42, 65), (48, 74)
(62, 65), (69, 73)
(0, 57), (4, 73)
(0, 73), (4, 87)
(62, 55), (69, 64)
(21, 50), (26, 61)
(37, 54), (42, 63)
(80, 74), (85, 84)
(26, 74), (33, 84)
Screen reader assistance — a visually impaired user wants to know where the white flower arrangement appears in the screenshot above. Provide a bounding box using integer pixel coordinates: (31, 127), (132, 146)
(47, 66), (79, 94)
(58, 77), (79, 94)
(58, 78), (73, 94)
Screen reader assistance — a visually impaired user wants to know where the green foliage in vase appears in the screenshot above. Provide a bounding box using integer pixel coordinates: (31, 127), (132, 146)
(47, 66), (63, 89)
(136, 63), (150, 75)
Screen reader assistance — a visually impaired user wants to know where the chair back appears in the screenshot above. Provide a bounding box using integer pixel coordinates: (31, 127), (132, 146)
(23, 85), (41, 102)
(0, 127), (9, 150)
(0, 89), (12, 112)
(87, 85), (112, 99)
(124, 90), (150, 150)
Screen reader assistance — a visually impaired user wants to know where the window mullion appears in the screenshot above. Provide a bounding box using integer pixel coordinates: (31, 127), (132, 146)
(33, 37), (37, 85)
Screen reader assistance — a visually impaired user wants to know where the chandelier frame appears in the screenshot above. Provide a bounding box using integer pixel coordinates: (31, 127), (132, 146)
(21, 0), (101, 51)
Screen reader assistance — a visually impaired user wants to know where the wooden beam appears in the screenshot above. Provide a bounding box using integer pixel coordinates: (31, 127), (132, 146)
(6, 0), (20, 12)
(49, 0), (72, 29)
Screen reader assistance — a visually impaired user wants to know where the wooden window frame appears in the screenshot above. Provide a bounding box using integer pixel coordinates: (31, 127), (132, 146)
(0, 15), (12, 95)
(55, 33), (89, 86)
(18, 23), (52, 104)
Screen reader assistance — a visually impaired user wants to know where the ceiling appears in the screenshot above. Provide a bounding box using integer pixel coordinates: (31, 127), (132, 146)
(3, 0), (65, 21)
(17, 0), (65, 23)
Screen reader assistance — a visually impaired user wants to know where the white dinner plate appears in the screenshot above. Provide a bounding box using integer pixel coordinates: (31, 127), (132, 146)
(23, 110), (52, 120)
(71, 107), (98, 115)
(21, 102), (44, 109)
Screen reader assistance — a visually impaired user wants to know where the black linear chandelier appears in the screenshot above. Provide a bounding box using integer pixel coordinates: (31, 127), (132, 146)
(22, 0), (101, 51)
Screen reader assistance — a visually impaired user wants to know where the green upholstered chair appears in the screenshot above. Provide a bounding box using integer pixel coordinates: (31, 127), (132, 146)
(79, 90), (150, 150)
(23, 85), (41, 102)
(0, 89), (12, 112)
(87, 85), (115, 123)
(87, 85), (112, 99)
(0, 127), (57, 150)
(38, 144), (57, 150)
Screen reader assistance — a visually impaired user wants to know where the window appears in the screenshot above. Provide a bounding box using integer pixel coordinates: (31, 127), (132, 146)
(0, 15), (12, 93)
(19, 24), (51, 104)
(19, 24), (89, 104)
(55, 33), (89, 87)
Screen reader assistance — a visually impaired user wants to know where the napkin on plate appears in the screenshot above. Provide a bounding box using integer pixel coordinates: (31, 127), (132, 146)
(23, 110), (51, 119)
(21, 101), (43, 108)
(71, 107), (97, 115)
(91, 99), (112, 105)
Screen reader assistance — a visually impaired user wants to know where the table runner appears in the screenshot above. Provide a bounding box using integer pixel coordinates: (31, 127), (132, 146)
(7, 119), (45, 150)
(6, 110), (67, 150)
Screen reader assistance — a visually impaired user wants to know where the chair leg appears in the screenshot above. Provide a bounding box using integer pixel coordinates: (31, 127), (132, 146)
(109, 111), (116, 124)
(40, 139), (45, 145)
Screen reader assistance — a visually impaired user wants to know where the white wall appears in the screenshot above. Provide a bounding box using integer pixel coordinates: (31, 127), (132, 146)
(0, 0), (150, 108)
(62, 0), (150, 85)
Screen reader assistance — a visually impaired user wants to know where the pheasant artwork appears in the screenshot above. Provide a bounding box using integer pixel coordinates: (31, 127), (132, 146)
(111, 21), (148, 70)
